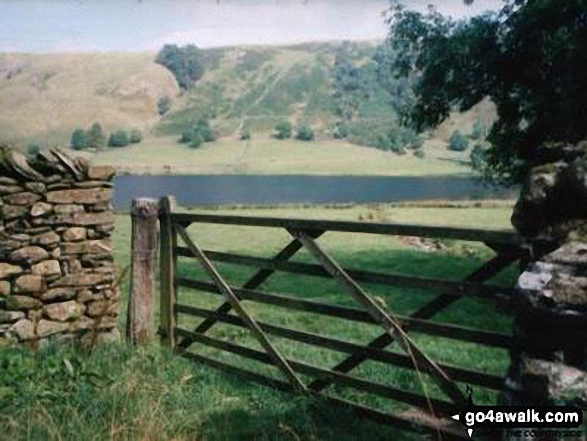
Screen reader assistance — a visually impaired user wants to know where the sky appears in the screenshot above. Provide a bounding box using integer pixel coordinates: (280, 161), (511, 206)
(0, 0), (503, 53)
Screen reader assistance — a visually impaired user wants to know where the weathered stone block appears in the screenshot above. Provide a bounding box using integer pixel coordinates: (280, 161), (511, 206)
(14, 275), (46, 294)
(43, 301), (84, 322)
(4, 192), (42, 206)
(41, 287), (76, 301)
(0, 185), (23, 195)
(53, 204), (84, 214)
(87, 300), (117, 317)
(62, 227), (86, 242)
(31, 202), (53, 217)
(6, 295), (43, 310)
(47, 188), (113, 204)
(77, 289), (103, 303)
(0, 263), (23, 279)
(0, 310), (25, 324)
(11, 319), (34, 340)
(32, 260), (62, 278)
(62, 239), (113, 255)
(24, 182), (46, 193)
(87, 165), (116, 181)
(0, 281), (10, 295)
(37, 319), (69, 338)
(53, 211), (114, 226)
(2, 204), (28, 220)
(50, 273), (113, 287)
(10, 246), (49, 263)
(33, 231), (60, 246)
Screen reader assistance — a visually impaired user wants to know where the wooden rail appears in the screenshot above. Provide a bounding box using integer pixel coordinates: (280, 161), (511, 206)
(128, 198), (531, 439)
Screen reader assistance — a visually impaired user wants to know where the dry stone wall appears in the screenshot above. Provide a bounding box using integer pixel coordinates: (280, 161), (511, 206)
(0, 147), (118, 347)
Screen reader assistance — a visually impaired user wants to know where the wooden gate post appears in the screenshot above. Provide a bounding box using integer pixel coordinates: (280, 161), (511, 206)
(159, 196), (177, 348)
(127, 198), (160, 344)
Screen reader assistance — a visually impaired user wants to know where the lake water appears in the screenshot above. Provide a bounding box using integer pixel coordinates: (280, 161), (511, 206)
(113, 175), (515, 209)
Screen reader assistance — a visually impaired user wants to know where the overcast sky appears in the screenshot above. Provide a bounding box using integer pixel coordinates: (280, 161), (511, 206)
(0, 0), (503, 53)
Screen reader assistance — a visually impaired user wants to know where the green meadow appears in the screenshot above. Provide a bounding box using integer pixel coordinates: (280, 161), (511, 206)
(0, 204), (518, 440)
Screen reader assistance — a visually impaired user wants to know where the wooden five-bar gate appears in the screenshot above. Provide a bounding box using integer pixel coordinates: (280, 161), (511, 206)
(155, 197), (532, 440)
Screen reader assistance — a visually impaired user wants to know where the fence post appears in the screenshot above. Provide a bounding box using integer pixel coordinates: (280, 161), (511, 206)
(126, 198), (159, 344)
(159, 195), (177, 348)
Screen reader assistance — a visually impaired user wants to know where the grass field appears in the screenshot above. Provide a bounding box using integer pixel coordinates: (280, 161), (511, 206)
(0, 204), (517, 440)
(89, 135), (473, 176)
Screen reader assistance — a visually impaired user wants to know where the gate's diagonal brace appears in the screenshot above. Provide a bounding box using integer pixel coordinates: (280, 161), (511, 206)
(178, 231), (324, 350)
(176, 225), (307, 392)
(309, 246), (525, 392)
(290, 229), (467, 407)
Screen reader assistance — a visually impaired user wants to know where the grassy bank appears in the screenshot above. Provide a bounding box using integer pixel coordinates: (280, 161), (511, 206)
(89, 136), (472, 176)
(1, 204), (516, 440)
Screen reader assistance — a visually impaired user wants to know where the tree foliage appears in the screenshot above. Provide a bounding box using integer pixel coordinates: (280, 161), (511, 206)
(155, 44), (205, 90)
(179, 118), (216, 146)
(295, 124), (315, 141)
(70, 129), (89, 151)
(87, 122), (106, 149)
(447, 130), (470, 152)
(386, 0), (587, 184)
(273, 121), (293, 139)
(108, 130), (130, 148)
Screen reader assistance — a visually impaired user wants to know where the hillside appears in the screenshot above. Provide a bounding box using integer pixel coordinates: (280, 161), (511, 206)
(0, 52), (178, 147)
(0, 43), (495, 176)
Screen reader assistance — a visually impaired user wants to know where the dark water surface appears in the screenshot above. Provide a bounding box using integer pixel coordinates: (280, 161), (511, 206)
(113, 175), (515, 209)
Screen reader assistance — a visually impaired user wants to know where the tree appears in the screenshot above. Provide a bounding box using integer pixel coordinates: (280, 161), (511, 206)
(155, 44), (205, 90)
(295, 124), (315, 141)
(178, 119), (216, 145)
(108, 130), (130, 148)
(87, 122), (106, 149)
(70, 129), (89, 150)
(447, 130), (470, 152)
(273, 121), (292, 139)
(157, 96), (172, 115)
(129, 130), (142, 144)
(386, 0), (587, 185)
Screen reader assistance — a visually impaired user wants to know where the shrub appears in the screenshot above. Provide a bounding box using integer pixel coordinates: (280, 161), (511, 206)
(273, 121), (292, 139)
(295, 124), (315, 141)
(87, 122), (106, 149)
(331, 121), (349, 139)
(188, 132), (203, 149)
(240, 129), (251, 141)
(108, 130), (130, 148)
(179, 119), (216, 145)
(70, 128), (89, 150)
(413, 148), (425, 159)
(129, 130), (142, 144)
(157, 95), (172, 115)
(155, 44), (204, 90)
(447, 130), (470, 152)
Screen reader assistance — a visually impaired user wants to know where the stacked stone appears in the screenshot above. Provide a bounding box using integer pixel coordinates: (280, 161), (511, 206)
(504, 141), (587, 411)
(0, 147), (118, 347)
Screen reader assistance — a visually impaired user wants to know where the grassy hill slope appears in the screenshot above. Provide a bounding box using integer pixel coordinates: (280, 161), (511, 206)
(0, 52), (178, 147)
(0, 43), (495, 176)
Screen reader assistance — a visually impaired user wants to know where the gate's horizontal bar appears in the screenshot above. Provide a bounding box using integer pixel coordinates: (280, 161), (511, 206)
(175, 327), (459, 415)
(175, 248), (514, 300)
(176, 304), (504, 390)
(180, 351), (469, 440)
(170, 212), (520, 245)
(177, 278), (514, 348)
